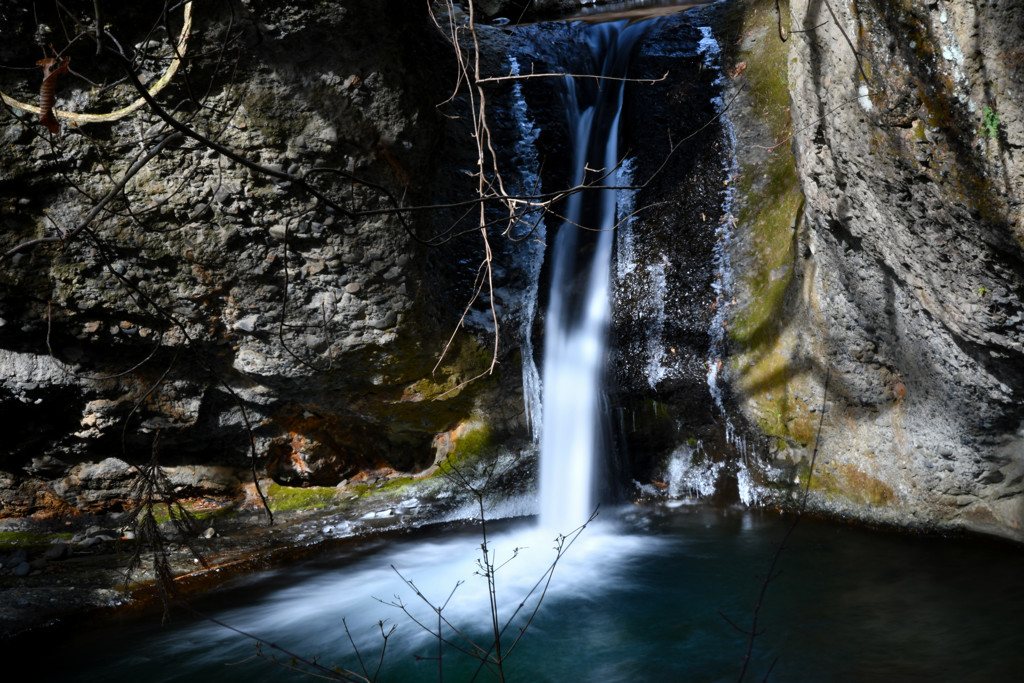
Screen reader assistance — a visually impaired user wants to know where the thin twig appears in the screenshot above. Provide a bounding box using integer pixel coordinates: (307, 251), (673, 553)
(774, 0), (788, 42)
(821, 0), (871, 85)
(732, 368), (831, 682)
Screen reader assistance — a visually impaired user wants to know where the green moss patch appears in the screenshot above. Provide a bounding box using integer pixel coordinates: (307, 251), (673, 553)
(805, 461), (896, 508)
(756, 391), (818, 449)
(724, 1), (809, 452)
(139, 497), (237, 525)
(0, 531), (74, 551)
(436, 421), (493, 475)
(404, 335), (494, 401)
(730, 152), (803, 349)
(726, 2), (802, 351)
(375, 476), (416, 493)
(264, 483), (339, 513)
(735, 3), (794, 136)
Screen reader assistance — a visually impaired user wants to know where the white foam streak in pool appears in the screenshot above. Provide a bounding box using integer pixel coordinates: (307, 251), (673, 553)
(155, 521), (659, 667)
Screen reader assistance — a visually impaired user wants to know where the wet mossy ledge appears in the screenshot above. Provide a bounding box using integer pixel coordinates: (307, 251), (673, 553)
(243, 417), (500, 519)
(0, 531), (74, 552)
(719, 0), (819, 482)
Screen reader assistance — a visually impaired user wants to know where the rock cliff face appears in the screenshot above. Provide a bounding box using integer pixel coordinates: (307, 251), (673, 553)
(726, 0), (1024, 540)
(3, 0), (1023, 544)
(0, 1), (530, 517)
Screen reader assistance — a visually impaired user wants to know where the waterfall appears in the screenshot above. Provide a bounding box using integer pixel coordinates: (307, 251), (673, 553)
(538, 20), (652, 531)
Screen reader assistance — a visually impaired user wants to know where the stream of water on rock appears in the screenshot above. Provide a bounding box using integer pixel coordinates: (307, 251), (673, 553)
(538, 19), (650, 531)
(13, 13), (1024, 682)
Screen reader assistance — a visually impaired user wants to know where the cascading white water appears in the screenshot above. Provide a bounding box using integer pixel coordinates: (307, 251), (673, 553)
(538, 20), (651, 531)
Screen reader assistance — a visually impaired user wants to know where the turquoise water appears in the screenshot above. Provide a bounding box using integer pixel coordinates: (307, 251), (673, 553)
(12, 506), (1024, 681)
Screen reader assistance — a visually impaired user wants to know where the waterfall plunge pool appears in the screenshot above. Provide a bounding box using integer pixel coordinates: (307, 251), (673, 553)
(16, 505), (1024, 682)
(10, 10), (1022, 683)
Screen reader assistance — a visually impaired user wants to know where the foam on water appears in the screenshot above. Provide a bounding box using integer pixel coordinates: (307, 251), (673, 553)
(144, 520), (659, 667)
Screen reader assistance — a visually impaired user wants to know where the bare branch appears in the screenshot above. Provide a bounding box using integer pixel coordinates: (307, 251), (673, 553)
(476, 68), (668, 85)
(733, 369), (832, 682)
(0, 1), (194, 124)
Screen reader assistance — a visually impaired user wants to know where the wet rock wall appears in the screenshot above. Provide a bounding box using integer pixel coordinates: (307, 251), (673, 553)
(726, 0), (1024, 541)
(0, 1), (528, 516)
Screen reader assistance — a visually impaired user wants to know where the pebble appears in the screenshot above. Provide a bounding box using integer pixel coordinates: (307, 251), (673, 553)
(42, 543), (70, 561)
(233, 315), (259, 333)
(367, 311), (397, 330)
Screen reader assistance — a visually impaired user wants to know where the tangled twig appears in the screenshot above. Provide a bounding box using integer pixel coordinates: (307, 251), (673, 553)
(0, 1), (193, 125)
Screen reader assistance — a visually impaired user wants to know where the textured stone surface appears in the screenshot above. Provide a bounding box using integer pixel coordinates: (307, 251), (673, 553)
(727, 0), (1024, 540)
(0, 1), (531, 515)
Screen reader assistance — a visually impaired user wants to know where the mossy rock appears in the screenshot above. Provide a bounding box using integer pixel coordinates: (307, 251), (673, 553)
(729, 151), (803, 350)
(723, 0), (804, 350)
(264, 482), (339, 513)
(722, 0), (814, 456)
(0, 531), (74, 551)
(798, 460), (896, 508)
(436, 420), (494, 476)
(146, 500), (235, 525)
(402, 334), (495, 402)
